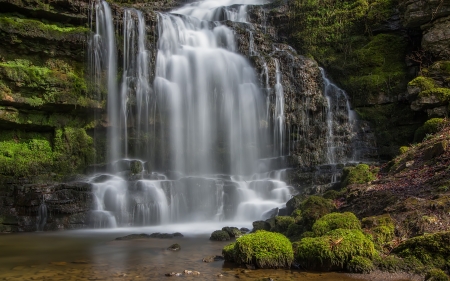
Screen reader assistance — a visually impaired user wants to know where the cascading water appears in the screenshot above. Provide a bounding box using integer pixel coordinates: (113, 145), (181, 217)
(88, 0), (293, 228)
(321, 68), (358, 164)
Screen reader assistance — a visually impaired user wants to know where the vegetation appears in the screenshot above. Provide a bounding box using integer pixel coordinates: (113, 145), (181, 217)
(0, 15), (89, 40)
(296, 196), (336, 229)
(0, 128), (94, 177)
(394, 231), (450, 270)
(341, 164), (376, 187)
(223, 230), (293, 268)
(362, 214), (396, 250)
(312, 212), (361, 237)
(414, 118), (448, 142)
(294, 228), (376, 270)
(347, 256), (375, 273)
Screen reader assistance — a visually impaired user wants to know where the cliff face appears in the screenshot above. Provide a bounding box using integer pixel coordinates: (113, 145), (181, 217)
(283, 0), (450, 159)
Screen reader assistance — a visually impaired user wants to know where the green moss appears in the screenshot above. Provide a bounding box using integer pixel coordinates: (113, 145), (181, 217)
(312, 212), (361, 237)
(414, 118), (447, 142)
(342, 164), (375, 187)
(222, 242), (237, 261)
(425, 268), (449, 281)
(0, 15), (89, 39)
(394, 231), (450, 270)
(419, 88), (450, 103)
(347, 256), (375, 273)
(362, 214), (395, 250)
(399, 146), (410, 155)
(210, 230), (230, 241)
(323, 190), (342, 200)
(286, 223), (304, 241)
(228, 230), (293, 268)
(373, 254), (414, 272)
(408, 77), (437, 91)
(0, 137), (53, 177)
(271, 216), (296, 235)
(294, 228), (376, 270)
(298, 196), (336, 229)
(0, 59), (91, 107)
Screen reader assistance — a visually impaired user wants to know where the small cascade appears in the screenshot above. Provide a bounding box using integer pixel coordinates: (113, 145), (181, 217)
(120, 9), (152, 159)
(36, 195), (47, 231)
(273, 58), (285, 157)
(321, 68), (358, 164)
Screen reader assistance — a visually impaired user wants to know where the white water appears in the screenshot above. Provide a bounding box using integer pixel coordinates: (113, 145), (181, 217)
(89, 0), (293, 228)
(321, 68), (358, 164)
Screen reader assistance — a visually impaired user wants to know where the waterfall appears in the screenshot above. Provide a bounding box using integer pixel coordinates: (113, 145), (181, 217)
(88, 0), (293, 228)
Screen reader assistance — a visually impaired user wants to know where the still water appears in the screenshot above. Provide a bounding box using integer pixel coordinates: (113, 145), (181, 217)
(0, 223), (413, 281)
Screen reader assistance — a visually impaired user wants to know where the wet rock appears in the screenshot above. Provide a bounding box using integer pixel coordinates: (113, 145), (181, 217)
(210, 230), (230, 241)
(202, 255), (224, 262)
(115, 233), (152, 240)
(240, 227), (250, 233)
(167, 243), (181, 251)
(183, 270), (200, 275)
(221, 226), (242, 237)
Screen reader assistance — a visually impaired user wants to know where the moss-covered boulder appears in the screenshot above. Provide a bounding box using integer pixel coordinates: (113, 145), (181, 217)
(297, 196), (336, 229)
(210, 230), (230, 241)
(414, 118), (448, 142)
(222, 230), (293, 268)
(312, 212), (361, 237)
(394, 231), (450, 270)
(271, 216), (296, 235)
(362, 214), (395, 249)
(341, 164), (375, 188)
(293, 229), (376, 270)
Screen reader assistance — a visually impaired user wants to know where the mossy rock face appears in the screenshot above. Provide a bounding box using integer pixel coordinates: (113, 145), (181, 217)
(346, 256), (375, 273)
(341, 164), (375, 188)
(394, 231), (450, 270)
(425, 268), (450, 281)
(223, 230), (293, 268)
(362, 214), (395, 249)
(293, 229), (376, 270)
(312, 212), (361, 237)
(210, 230), (230, 241)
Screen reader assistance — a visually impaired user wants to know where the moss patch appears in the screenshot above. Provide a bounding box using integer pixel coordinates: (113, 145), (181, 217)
(294, 228), (376, 270)
(312, 212), (361, 237)
(0, 15), (89, 40)
(394, 231), (450, 270)
(223, 230), (293, 268)
(342, 164), (375, 187)
(0, 128), (94, 178)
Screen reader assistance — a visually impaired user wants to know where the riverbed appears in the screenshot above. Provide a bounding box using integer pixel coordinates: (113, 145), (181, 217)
(0, 223), (418, 281)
